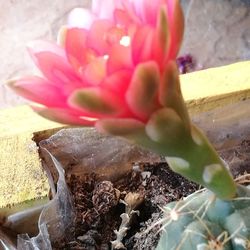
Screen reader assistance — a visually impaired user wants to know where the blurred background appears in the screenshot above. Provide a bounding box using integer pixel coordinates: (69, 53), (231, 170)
(0, 0), (250, 109)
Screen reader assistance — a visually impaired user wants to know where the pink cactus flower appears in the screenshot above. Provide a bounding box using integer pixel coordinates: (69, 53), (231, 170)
(9, 0), (184, 127)
(8, 0), (238, 201)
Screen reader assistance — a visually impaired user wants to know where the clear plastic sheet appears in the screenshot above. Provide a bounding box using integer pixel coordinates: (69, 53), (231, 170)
(193, 99), (250, 176)
(192, 99), (250, 150)
(38, 128), (162, 183)
(0, 197), (48, 250)
(17, 150), (75, 250)
(0, 227), (16, 250)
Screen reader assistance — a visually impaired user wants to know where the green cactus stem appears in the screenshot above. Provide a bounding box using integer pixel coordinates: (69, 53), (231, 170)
(156, 184), (250, 250)
(145, 109), (237, 200)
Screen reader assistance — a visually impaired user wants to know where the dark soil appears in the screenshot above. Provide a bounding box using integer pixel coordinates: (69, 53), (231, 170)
(56, 163), (198, 250)
(53, 139), (250, 250)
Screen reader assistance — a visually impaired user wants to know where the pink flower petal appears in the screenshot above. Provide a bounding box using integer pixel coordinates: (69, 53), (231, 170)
(68, 87), (124, 116)
(65, 28), (98, 80)
(8, 76), (67, 107)
(87, 20), (114, 55)
(141, 0), (166, 25)
(32, 105), (96, 126)
(114, 9), (133, 27)
(101, 69), (132, 95)
(131, 25), (154, 64)
(28, 41), (81, 86)
(27, 40), (65, 57)
(166, 0), (184, 60)
(96, 118), (145, 136)
(142, 1), (159, 25)
(92, 0), (116, 19)
(131, 0), (145, 22)
(152, 7), (170, 66)
(118, 1), (142, 24)
(120, 0), (162, 25)
(65, 28), (87, 66)
(83, 57), (107, 85)
(107, 44), (133, 74)
(159, 61), (190, 124)
(126, 61), (160, 121)
(106, 26), (126, 45)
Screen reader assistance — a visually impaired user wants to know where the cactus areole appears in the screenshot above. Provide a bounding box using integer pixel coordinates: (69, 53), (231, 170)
(8, 0), (239, 201)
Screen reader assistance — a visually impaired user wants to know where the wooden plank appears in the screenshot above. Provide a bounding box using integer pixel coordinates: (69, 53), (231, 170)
(0, 61), (250, 208)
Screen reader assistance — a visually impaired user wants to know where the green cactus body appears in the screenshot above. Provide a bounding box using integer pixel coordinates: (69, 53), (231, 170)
(156, 185), (250, 250)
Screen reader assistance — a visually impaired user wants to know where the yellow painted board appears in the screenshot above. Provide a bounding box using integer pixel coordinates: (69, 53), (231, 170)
(0, 105), (63, 138)
(0, 61), (250, 208)
(0, 133), (49, 207)
(181, 61), (250, 113)
(0, 106), (64, 208)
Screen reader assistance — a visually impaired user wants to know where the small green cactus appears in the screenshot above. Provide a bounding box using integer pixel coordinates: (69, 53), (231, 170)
(156, 184), (250, 250)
